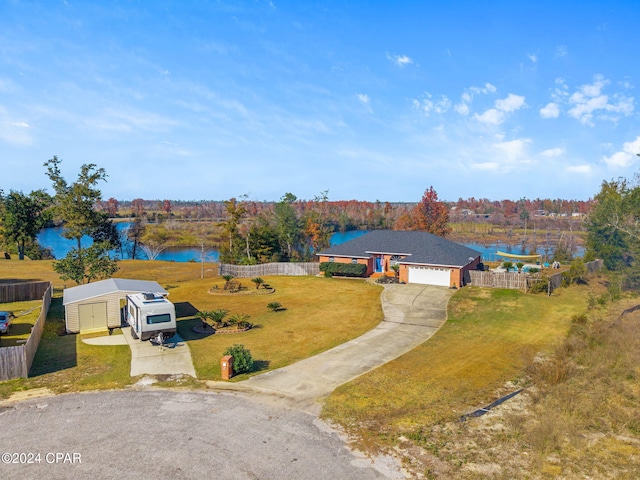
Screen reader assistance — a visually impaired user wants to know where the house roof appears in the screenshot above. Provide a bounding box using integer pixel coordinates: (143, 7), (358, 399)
(317, 230), (481, 268)
(63, 278), (168, 305)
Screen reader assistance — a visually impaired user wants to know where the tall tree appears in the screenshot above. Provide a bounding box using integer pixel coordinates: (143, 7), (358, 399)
(394, 186), (450, 237)
(44, 156), (118, 283)
(274, 193), (300, 260)
(585, 179), (636, 270)
(1, 189), (51, 259)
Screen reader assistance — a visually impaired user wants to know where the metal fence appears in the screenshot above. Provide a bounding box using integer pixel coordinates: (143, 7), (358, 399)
(219, 262), (320, 278)
(0, 284), (52, 381)
(0, 281), (50, 303)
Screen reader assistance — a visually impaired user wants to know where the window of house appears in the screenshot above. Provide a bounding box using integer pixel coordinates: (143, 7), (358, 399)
(329, 257), (334, 262)
(351, 258), (358, 264)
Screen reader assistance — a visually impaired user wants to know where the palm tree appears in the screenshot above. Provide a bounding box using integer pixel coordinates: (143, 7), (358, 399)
(229, 313), (252, 330)
(390, 264), (400, 282)
(221, 274), (234, 290)
(209, 308), (229, 328)
(195, 310), (211, 329)
(251, 277), (265, 289)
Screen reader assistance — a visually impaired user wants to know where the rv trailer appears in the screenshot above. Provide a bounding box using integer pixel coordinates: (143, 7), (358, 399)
(126, 292), (176, 341)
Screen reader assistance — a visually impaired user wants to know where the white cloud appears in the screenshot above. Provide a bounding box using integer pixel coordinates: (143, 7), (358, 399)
(474, 93), (525, 124)
(471, 162), (499, 170)
(603, 136), (640, 167)
(412, 93), (451, 115)
(469, 83), (496, 95)
(495, 93), (525, 112)
(555, 45), (568, 57)
(387, 53), (413, 67)
(493, 138), (531, 160)
(540, 102), (560, 118)
(528, 53), (537, 64)
(474, 108), (504, 125)
(454, 103), (469, 115)
(566, 75), (634, 125)
(566, 165), (591, 173)
(10, 121), (30, 128)
(357, 93), (370, 104)
(541, 147), (564, 157)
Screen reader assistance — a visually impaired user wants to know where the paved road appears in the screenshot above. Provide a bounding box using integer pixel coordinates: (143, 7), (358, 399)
(208, 284), (453, 413)
(0, 390), (401, 480)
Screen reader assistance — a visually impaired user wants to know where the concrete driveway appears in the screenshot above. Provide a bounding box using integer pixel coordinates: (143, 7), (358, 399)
(208, 284), (454, 412)
(121, 328), (197, 378)
(82, 329), (197, 378)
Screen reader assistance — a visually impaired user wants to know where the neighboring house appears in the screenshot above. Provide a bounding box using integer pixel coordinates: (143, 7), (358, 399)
(317, 230), (481, 287)
(62, 278), (168, 334)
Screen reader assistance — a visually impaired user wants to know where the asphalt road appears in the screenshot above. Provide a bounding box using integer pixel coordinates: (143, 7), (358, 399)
(0, 389), (401, 480)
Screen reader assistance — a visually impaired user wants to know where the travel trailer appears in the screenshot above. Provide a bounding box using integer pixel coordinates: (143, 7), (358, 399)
(126, 292), (176, 341)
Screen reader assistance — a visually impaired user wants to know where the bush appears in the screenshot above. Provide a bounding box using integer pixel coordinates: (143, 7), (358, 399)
(528, 276), (549, 294)
(319, 261), (367, 277)
(223, 344), (254, 374)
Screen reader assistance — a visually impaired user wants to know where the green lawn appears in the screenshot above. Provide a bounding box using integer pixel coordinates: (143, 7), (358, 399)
(0, 260), (383, 396)
(0, 299), (43, 347)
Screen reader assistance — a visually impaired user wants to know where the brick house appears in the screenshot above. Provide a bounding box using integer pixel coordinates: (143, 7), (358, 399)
(317, 230), (481, 287)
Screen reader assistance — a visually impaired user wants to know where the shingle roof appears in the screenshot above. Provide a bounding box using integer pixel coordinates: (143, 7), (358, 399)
(317, 230), (481, 267)
(62, 278), (168, 305)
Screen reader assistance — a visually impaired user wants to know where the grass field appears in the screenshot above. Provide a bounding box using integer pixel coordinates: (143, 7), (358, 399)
(0, 259), (382, 396)
(0, 299), (42, 346)
(322, 282), (590, 444)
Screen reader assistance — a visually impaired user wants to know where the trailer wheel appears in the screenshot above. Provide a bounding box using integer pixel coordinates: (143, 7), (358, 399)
(130, 326), (139, 340)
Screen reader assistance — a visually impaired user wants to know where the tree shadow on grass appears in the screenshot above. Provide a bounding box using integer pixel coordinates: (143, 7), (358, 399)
(29, 297), (77, 376)
(174, 302), (199, 319)
(252, 360), (270, 372)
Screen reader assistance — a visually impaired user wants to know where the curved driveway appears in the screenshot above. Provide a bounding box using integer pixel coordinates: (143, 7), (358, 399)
(208, 284), (454, 413)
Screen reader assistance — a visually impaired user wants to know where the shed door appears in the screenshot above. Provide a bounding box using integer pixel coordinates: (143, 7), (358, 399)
(408, 266), (450, 286)
(78, 302), (108, 331)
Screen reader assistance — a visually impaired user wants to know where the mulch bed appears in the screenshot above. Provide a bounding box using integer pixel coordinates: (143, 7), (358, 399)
(208, 287), (275, 296)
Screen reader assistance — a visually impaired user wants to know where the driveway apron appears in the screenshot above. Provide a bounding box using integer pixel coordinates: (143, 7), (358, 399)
(122, 327), (197, 378)
(209, 284), (453, 410)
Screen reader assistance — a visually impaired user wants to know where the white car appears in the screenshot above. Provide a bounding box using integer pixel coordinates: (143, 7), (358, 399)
(0, 311), (11, 334)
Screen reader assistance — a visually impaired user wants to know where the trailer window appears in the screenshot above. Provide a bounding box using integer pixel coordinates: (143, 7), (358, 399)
(147, 314), (172, 324)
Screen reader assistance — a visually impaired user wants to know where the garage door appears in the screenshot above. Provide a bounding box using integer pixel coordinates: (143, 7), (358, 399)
(78, 302), (108, 331)
(408, 266), (451, 286)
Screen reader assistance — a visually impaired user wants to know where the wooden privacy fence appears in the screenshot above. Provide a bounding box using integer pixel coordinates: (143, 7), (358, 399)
(219, 262), (320, 278)
(0, 281), (50, 302)
(0, 284), (52, 381)
(469, 259), (604, 294)
(468, 271), (529, 290)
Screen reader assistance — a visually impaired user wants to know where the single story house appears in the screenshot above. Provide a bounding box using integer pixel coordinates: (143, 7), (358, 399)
(317, 230), (482, 287)
(62, 278), (168, 334)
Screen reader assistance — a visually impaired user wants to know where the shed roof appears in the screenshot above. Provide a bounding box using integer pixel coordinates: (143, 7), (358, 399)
(62, 278), (168, 305)
(317, 230), (481, 268)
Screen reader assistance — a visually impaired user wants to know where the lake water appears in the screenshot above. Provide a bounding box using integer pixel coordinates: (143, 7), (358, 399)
(37, 225), (370, 262)
(38, 226), (582, 263)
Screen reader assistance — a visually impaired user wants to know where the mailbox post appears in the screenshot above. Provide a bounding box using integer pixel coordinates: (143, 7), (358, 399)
(221, 355), (234, 380)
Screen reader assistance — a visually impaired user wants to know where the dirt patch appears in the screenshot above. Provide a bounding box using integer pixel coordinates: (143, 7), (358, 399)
(2, 387), (55, 404)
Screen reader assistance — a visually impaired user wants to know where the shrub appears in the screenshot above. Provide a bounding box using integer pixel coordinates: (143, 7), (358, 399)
(267, 301), (283, 312)
(223, 344), (254, 374)
(528, 276), (549, 294)
(319, 261), (367, 277)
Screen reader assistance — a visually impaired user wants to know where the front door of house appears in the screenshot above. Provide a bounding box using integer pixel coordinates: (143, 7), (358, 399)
(375, 257), (382, 272)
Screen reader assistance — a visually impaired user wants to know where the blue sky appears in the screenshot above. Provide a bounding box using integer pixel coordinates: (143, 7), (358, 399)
(1, 1), (639, 202)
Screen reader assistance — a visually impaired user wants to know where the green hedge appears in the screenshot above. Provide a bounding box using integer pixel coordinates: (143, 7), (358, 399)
(319, 261), (367, 277)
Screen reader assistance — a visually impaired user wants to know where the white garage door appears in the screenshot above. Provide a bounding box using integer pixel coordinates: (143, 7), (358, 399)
(408, 266), (451, 286)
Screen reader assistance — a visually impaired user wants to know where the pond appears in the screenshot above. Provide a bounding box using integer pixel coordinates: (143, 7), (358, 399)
(37, 224), (370, 262)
